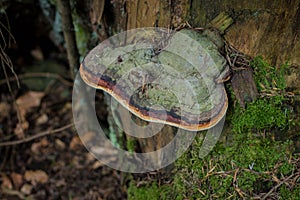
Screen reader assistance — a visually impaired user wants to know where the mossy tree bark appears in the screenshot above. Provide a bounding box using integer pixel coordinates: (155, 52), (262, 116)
(121, 0), (300, 67)
(93, 0), (300, 168)
(57, 0), (80, 79)
(104, 0), (300, 97)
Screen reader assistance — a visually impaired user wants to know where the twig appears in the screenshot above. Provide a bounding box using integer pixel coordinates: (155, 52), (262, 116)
(224, 41), (250, 71)
(0, 14), (16, 47)
(261, 173), (295, 200)
(0, 72), (73, 86)
(0, 15), (23, 135)
(0, 15), (19, 88)
(1, 60), (23, 134)
(1, 188), (26, 200)
(0, 123), (74, 147)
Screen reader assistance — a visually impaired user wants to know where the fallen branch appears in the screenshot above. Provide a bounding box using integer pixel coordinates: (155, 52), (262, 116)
(0, 72), (73, 86)
(0, 123), (74, 147)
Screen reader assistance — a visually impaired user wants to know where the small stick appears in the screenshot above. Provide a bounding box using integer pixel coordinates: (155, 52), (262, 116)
(0, 72), (73, 86)
(261, 173), (295, 200)
(0, 123), (74, 147)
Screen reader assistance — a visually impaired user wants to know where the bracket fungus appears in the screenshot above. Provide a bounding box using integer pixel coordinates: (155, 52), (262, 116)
(80, 28), (229, 131)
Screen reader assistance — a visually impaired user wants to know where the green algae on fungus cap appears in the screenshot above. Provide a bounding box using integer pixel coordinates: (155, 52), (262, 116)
(80, 28), (229, 131)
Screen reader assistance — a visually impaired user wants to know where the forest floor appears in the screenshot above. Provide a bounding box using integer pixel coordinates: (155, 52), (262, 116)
(0, 59), (127, 200)
(1, 56), (300, 200)
(1, 58), (299, 200)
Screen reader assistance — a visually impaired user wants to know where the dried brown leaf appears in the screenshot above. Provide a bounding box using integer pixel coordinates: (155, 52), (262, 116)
(0, 102), (10, 121)
(14, 121), (29, 139)
(31, 137), (49, 154)
(36, 113), (48, 125)
(20, 183), (32, 195)
(1, 174), (13, 189)
(16, 91), (44, 117)
(24, 170), (49, 185)
(10, 172), (23, 189)
(85, 152), (96, 162)
(14, 91), (44, 138)
(92, 161), (105, 169)
(90, 146), (118, 162)
(55, 138), (66, 150)
(69, 136), (82, 150)
(80, 131), (96, 144)
(54, 179), (66, 187)
(30, 47), (44, 61)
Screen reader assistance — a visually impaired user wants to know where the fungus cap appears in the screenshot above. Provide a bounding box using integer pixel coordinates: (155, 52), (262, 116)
(80, 28), (228, 131)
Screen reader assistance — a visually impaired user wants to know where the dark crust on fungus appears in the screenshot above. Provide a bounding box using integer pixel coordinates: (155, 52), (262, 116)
(80, 63), (228, 131)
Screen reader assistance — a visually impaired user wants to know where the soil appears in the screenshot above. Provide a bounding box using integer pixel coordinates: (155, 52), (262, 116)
(0, 71), (127, 199)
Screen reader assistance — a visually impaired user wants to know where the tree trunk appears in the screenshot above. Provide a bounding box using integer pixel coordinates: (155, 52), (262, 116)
(95, 0), (300, 168)
(105, 0), (300, 94)
(57, 0), (80, 79)
(122, 0), (300, 67)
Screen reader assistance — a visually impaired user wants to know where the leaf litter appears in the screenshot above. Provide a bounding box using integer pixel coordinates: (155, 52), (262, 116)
(0, 76), (126, 199)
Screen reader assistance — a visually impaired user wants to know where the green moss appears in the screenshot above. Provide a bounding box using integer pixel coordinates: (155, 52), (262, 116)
(127, 134), (295, 199)
(127, 57), (298, 199)
(128, 182), (171, 200)
(128, 134), (298, 199)
(73, 18), (90, 59)
(170, 134), (295, 199)
(108, 127), (120, 148)
(251, 56), (288, 91)
(278, 162), (295, 176)
(231, 97), (289, 133)
(279, 184), (300, 199)
(126, 137), (137, 153)
(231, 56), (291, 134)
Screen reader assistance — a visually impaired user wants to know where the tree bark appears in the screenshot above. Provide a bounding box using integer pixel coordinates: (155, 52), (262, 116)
(94, 0), (300, 167)
(121, 0), (300, 67)
(57, 0), (80, 79)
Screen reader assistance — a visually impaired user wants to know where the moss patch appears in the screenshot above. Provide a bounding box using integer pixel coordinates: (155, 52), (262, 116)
(128, 182), (171, 200)
(231, 97), (289, 133)
(128, 134), (298, 199)
(251, 56), (287, 91)
(171, 135), (295, 199)
(127, 56), (299, 199)
(231, 56), (292, 133)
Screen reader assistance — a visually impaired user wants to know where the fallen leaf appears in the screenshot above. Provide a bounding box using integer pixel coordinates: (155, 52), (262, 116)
(69, 136), (82, 150)
(90, 146), (118, 162)
(24, 170), (48, 185)
(55, 138), (65, 150)
(20, 183), (32, 195)
(91, 146), (117, 155)
(92, 161), (105, 169)
(36, 113), (48, 125)
(14, 91), (44, 138)
(30, 47), (44, 61)
(31, 138), (49, 154)
(80, 131), (96, 144)
(10, 172), (23, 189)
(14, 121), (29, 139)
(61, 102), (72, 112)
(1, 174), (13, 189)
(54, 179), (66, 187)
(71, 155), (84, 169)
(0, 102), (10, 121)
(16, 91), (44, 119)
(86, 152), (96, 162)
